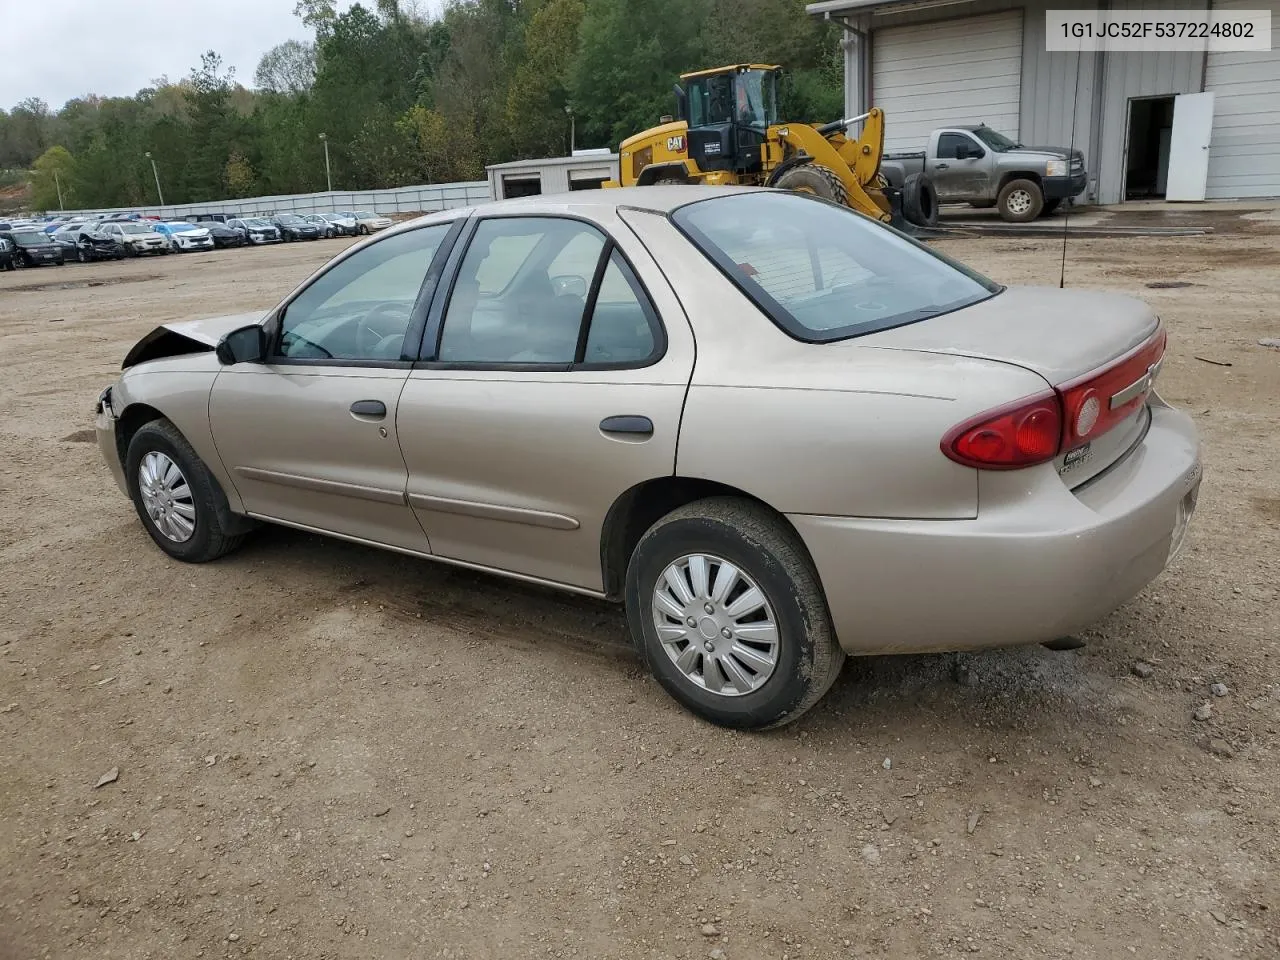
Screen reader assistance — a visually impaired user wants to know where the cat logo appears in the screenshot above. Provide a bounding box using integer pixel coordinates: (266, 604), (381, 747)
(666, 135), (686, 153)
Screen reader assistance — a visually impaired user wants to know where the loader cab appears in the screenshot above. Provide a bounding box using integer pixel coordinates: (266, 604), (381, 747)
(678, 64), (779, 177)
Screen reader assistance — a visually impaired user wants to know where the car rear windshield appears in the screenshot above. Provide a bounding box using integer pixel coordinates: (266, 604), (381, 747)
(671, 192), (1000, 342)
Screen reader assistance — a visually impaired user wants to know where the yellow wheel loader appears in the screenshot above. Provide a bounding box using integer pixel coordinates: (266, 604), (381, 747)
(607, 64), (937, 229)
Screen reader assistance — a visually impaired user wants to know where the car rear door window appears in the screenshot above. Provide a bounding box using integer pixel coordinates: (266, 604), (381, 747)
(437, 218), (603, 365)
(435, 217), (663, 368)
(582, 252), (657, 364)
(275, 224), (453, 363)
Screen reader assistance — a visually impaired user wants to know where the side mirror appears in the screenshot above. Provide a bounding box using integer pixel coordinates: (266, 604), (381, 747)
(673, 83), (688, 123)
(215, 324), (268, 365)
(551, 275), (588, 299)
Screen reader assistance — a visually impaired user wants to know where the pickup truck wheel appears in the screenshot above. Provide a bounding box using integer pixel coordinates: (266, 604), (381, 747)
(997, 179), (1043, 222)
(772, 164), (849, 207)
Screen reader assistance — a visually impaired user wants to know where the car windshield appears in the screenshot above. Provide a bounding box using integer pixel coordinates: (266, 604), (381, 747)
(278, 215), (303, 224)
(970, 126), (1022, 152)
(119, 223), (154, 235)
(11, 231), (50, 247)
(672, 192), (1000, 342)
(354, 211), (374, 218)
(245, 219), (273, 228)
(168, 222), (198, 231)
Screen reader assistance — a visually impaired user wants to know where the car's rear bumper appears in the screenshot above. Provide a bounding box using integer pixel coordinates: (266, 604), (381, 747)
(790, 401), (1201, 655)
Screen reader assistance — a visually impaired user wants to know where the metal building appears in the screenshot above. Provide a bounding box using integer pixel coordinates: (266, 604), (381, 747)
(807, 0), (1280, 204)
(485, 151), (621, 201)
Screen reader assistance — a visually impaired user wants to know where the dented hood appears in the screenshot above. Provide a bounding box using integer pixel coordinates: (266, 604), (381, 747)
(122, 312), (266, 368)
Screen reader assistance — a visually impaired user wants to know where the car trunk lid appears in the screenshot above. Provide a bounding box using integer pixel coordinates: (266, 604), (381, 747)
(862, 286), (1165, 487)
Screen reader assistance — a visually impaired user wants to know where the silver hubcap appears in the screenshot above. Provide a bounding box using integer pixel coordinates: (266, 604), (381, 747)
(652, 553), (779, 697)
(138, 452), (196, 542)
(1007, 189), (1033, 215)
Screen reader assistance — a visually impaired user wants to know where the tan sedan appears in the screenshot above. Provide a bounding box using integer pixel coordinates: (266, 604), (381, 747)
(95, 187), (1202, 729)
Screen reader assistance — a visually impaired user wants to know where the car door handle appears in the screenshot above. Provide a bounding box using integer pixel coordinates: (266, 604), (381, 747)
(350, 400), (387, 420)
(935, 162), (949, 169)
(600, 415), (653, 437)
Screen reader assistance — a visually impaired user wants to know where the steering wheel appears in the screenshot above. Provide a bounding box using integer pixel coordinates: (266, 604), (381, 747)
(356, 302), (411, 357)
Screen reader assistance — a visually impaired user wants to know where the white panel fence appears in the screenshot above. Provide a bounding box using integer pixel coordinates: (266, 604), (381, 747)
(59, 181), (492, 221)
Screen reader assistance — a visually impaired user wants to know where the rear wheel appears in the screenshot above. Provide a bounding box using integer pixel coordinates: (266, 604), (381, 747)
(625, 497), (844, 730)
(772, 164), (849, 207)
(997, 178), (1044, 222)
(125, 419), (250, 563)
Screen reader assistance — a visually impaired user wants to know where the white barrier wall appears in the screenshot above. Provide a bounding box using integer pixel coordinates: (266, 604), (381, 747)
(60, 181), (491, 220)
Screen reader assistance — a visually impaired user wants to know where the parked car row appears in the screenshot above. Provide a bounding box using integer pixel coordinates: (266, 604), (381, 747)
(0, 210), (393, 269)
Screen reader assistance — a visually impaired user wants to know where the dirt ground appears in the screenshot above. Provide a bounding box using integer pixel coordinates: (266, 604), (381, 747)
(1, 217), (1277, 960)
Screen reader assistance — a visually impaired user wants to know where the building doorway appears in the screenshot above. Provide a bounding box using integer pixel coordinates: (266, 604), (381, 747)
(1124, 96), (1176, 200)
(501, 175), (542, 199)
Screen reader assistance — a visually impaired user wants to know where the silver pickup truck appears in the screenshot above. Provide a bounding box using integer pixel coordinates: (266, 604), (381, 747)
(881, 125), (1087, 223)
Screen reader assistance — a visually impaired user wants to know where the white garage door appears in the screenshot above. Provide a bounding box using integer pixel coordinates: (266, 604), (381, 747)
(872, 10), (1023, 152)
(1204, 0), (1280, 199)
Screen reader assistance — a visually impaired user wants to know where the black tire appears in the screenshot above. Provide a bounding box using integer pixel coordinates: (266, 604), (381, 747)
(997, 178), (1044, 223)
(772, 164), (849, 206)
(1041, 198), (1062, 216)
(358, 225), (369, 235)
(77, 248), (89, 263)
(902, 172), (939, 227)
(13, 254), (25, 269)
(124, 418), (251, 563)
(625, 497), (845, 730)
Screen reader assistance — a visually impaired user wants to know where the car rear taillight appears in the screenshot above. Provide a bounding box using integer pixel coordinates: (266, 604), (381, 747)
(942, 392), (1064, 470)
(1058, 327), (1166, 448)
(942, 326), (1167, 471)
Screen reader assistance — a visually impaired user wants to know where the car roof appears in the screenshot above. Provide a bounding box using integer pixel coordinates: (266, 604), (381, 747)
(388, 185), (758, 236)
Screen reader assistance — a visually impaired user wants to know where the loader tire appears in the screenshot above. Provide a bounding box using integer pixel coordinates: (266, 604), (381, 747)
(653, 173), (689, 186)
(902, 172), (939, 227)
(772, 164), (849, 206)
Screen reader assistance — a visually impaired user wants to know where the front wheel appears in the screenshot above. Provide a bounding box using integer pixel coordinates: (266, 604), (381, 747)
(625, 498), (844, 729)
(997, 178), (1044, 222)
(125, 419), (251, 563)
(772, 164), (850, 206)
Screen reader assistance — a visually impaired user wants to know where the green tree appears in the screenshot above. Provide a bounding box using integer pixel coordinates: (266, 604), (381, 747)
(254, 39), (318, 94)
(569, 0), (711, 149)
(505, 0), (584, 158)
(29, 145), (76, 210)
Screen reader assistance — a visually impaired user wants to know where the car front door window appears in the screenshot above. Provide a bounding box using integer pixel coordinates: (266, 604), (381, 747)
(276, 224), (452, 363)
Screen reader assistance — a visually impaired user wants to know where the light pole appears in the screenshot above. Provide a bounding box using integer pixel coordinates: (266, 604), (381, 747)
(144, 151), (165, 206)
(53, 170), (65, 211)
(319, 133), (333, 192)
(565, 104), (575, 154)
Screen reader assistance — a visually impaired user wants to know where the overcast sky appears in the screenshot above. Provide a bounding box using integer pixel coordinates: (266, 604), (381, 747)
(0, 0), (363, 111)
